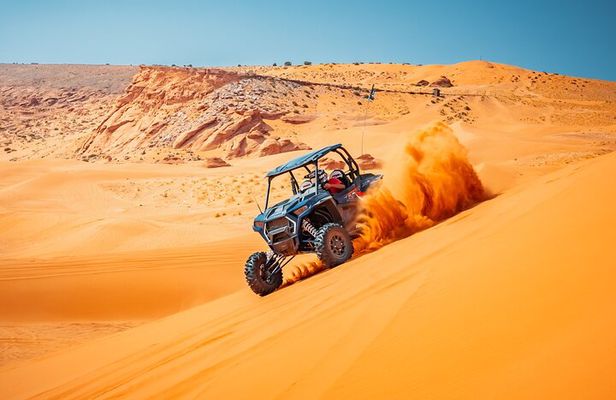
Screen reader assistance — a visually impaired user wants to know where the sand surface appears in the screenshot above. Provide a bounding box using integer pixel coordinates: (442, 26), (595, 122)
(0, 61), (615, 398)
(1, 151), (615, 399)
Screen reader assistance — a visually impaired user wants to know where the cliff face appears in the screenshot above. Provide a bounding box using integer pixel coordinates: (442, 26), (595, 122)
(0, 64), (137, 160)
(78, 67), (310, 161)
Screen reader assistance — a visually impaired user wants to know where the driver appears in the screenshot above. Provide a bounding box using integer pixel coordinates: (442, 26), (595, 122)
(308, 169), (345, 195)
(324, 171), (345, 194)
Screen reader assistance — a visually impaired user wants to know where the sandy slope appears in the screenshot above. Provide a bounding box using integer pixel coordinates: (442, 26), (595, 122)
(1, 61), (615, 396)
(1, 150), (614, 399)
(0, 158), (264, 367)
(0, 159), (267, 258)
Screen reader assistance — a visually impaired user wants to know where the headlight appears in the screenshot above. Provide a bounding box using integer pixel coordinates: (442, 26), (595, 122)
(254, 221), (265, 229)
(293, 205), (308, 216)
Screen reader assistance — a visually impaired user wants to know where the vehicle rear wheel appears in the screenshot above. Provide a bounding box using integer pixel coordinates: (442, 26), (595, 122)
(315, 223), (354, 268)
(244, 252), (283, 296)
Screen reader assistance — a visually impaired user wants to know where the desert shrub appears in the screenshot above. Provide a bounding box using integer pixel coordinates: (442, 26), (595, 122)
(304, 61), (312, 65)
(284, 61), (292, 66)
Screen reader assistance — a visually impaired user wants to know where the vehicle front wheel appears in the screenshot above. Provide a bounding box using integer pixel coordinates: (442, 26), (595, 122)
(315, 223), (354, 268)
(244, 252), (283, 296)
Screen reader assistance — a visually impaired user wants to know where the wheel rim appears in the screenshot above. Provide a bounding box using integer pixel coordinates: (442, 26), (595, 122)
(258, 264), (272, 283)
(259, 258), (277, 284)
(329, 234), (346, 257)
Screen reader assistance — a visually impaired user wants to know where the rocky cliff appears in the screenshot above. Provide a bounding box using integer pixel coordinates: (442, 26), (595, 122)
(78, 67), (310, 161)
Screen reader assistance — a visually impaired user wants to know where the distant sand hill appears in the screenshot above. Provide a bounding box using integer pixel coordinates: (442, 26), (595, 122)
(2, 61), (615, 164)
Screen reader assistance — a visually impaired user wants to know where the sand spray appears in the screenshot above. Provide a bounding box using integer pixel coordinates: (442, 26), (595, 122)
(283, 122), (485, 286)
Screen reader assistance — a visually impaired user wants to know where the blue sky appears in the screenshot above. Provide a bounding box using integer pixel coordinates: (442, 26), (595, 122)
(1, 0), (614, 80)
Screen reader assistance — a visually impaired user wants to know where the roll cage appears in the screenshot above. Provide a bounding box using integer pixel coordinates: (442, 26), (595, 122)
(263, 145), (361, 209)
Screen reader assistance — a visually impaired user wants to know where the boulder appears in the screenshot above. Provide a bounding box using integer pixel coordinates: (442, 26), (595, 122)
(204, 157), (230, 168)
(281, 114), (317, 124)
(320, 157), (346, 170)
(26, 97), (41, 107)
(430, 76), (454, 88)
(161, 154), (183, 164)
(356, 153), (382, 170)
(415, 80), (429, 87)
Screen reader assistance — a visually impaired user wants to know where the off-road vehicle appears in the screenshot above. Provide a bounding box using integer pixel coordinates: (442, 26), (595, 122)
(245, 144), (382, 295)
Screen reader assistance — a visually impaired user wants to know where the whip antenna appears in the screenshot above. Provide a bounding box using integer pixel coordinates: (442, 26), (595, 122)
(253, 195), (263, 214)
(362, 84), (376, 155)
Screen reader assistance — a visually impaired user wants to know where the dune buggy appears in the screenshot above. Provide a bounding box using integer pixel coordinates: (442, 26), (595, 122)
(245, 144), (382, 296)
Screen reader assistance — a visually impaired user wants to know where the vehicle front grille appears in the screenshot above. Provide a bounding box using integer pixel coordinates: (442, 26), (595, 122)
(272, 232), (289, 243)
(266, 217), (290, 232)
(265, 217), (295, 244)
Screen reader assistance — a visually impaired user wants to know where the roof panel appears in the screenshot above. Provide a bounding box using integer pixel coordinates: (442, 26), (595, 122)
(266, 144), (342, 177)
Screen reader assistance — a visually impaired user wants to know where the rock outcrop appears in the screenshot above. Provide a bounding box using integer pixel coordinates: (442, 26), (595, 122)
(319, 157), (346, 170)
(0, 64), (136, 160)
(281, 114), (317, 124)
(431, 76), (454, 87)
(204, 157), (230, 168)
(77, 67), (310, 161)
(356, 153), (382, 169)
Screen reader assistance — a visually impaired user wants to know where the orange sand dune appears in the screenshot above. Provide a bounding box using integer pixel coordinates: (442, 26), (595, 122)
(1, 150), (614, 399)
(1, 61), (615, 397)
(0, 238), (259, 322)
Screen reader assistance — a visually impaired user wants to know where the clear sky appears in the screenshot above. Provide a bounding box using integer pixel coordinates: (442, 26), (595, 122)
(1, 0), (614, 80)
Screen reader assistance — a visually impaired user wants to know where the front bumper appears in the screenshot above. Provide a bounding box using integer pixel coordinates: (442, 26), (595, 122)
(264, 216), (298, 255)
